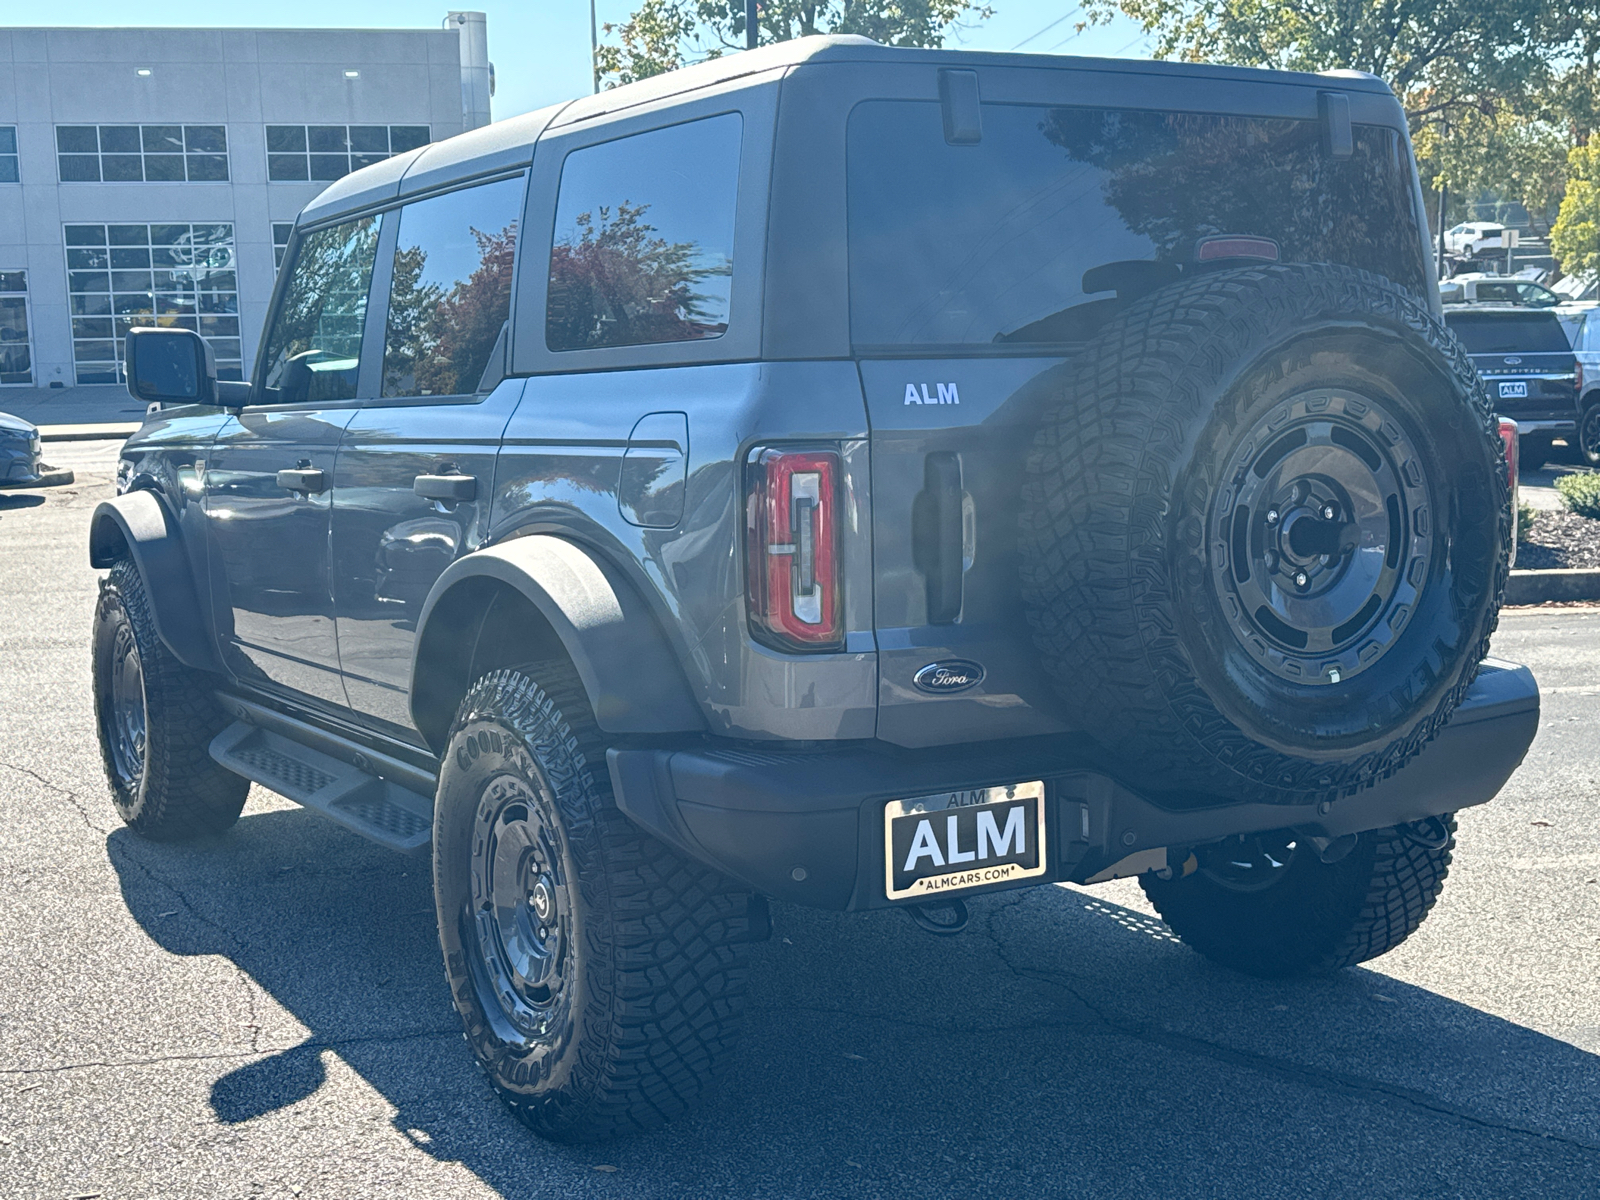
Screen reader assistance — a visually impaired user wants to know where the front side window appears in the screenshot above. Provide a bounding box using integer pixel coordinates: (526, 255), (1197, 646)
(266, 125), (430, 182)
(381, 175), (522, 397)
(847, 102), (1430, 349)
(56, 125), (228, 183)
(0, 127), (17, 183)
(64, 223), (239, 384)
(546, 113), (742, 352)
(259, 217), (380, 404)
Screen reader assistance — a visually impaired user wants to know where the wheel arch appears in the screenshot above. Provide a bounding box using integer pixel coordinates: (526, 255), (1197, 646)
(410, 534), (706, 754)
(88, 490), (223, 674)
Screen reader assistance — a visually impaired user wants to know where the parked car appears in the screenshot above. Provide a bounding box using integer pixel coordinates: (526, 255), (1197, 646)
(1444, 305), (1579, 467)
(1440, 273), (1560, 307)
(1564, 309), (1600, 465)
(1445, 222), (1508, 256)
(91, 38), (1535, 1142)
(1551, 272), (1598, 302)
(0, 411), (72, 488)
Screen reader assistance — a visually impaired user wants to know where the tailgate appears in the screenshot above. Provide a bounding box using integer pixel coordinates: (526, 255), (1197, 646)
(862, 358), (1075, 748)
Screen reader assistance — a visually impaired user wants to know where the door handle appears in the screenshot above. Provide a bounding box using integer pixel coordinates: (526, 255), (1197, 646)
(413, 473), (477, 503)
(276, 467), (327, 494)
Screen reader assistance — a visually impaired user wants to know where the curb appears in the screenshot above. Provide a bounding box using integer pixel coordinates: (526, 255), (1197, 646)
(38, 423), (140, 441)
(1505, 568), (1600, 605)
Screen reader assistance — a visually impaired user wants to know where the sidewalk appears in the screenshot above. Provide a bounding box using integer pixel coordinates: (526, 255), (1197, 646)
(0, 384), (149, 427)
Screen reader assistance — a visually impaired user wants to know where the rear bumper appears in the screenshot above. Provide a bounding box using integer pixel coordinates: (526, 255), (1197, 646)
(1512, 418), (1577, 435)
(609, 660), (1539, 911)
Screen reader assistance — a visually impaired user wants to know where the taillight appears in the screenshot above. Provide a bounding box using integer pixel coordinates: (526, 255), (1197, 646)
(1497, 417), (1519, 499)
(745, 447), (842, 651)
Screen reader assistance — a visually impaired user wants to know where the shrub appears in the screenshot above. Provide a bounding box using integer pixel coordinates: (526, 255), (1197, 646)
(1555, 472), (1600, 519)
(1518, 501), (1537, 539)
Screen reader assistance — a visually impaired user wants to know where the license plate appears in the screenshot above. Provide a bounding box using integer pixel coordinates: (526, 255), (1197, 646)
(884, 782), (1046, 900)
(1499, 381), (1528, 399)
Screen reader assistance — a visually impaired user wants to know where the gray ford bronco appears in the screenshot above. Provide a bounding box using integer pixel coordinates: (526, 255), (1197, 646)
(91, 38), (1538, 1141)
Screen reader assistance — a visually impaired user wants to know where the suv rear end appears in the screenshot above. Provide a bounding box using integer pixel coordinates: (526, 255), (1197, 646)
(1443, 305), (1579, 464)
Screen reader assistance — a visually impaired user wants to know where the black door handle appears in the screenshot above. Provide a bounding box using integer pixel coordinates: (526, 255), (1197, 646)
(414, 473), (477, 503)
(276, 467), (327, 494)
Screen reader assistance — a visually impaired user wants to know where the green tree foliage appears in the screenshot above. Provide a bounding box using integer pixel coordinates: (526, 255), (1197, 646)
(596, 0), (992, 87)
(1552, 143), (1600, 278)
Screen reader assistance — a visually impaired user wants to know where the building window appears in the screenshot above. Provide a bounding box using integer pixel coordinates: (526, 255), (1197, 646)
(0, 128), (17, 183)
(56, 125), (229, 183)
(265, 124), (430, 182)
(0, 271), (32, 385)
(64, 223), (241, 384)
(273, 223), (294, 269)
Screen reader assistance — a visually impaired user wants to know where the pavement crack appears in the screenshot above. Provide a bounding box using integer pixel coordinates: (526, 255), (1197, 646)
(0, 759), (110, 835)
(0, 1027), (462, 1080)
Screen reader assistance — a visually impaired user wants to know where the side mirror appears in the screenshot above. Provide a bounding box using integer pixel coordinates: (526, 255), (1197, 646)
(124, 327), (216, 406)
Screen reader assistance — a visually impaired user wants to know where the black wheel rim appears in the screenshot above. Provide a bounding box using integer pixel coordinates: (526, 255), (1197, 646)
(1197, 831), (1299, 892)
(107, 621), (147, 791)
(1581, 407), (1600, 464)
(466, 772), (572, 1042)
(1209, 389), (1433, 686)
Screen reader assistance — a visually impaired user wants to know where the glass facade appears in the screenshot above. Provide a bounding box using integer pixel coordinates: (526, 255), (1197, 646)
(273, 223), (295, 269)
(0, 271), (32, 385)
(64, 223), (241, 384)
(56, 125), (229, 183)
(0, 127), (17, 184)
(265, 125), (430, 182)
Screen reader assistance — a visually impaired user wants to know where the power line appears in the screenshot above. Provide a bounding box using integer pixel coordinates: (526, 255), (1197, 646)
(1012, 6), (1082, 51)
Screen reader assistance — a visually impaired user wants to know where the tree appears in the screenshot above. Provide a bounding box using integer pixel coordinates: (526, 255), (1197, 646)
(596, 0), (993, 87)
(1083, 0), (1596, 234)
(1552, 143), (1600, 278)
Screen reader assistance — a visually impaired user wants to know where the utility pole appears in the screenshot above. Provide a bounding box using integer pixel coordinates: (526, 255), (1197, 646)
(747, 0), (758, 49)
(590, 0), (600, 92)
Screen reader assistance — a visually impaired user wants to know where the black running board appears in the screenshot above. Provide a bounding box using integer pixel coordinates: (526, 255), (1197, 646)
(209, 722), (434, 854)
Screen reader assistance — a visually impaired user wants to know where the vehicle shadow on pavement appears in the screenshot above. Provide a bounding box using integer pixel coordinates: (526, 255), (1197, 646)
(110, 806), (1600, 1199)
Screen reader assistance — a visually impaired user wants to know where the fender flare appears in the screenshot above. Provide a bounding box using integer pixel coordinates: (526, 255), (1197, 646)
(411, 534), (706, 742)
(89, 490), (223, 674)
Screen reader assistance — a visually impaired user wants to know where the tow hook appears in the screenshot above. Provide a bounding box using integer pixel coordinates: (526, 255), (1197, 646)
(905, 897), (968, 936)
(1401, 815), (1452, 850)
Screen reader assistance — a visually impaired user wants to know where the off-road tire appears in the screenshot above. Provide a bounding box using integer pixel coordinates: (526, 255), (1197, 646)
(1141, 816), (1456, 977)
(1020, 263), (1508, 806)
(434, 662), (754, 1143)
(92, 558), (248, 838)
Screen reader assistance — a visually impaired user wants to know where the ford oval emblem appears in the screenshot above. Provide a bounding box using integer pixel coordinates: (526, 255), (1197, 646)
(1504, 356), (1523, 365)
(913, 660), (986, 695)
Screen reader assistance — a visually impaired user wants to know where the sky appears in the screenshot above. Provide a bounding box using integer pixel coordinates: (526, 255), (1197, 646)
(29, 2), (1156, 122)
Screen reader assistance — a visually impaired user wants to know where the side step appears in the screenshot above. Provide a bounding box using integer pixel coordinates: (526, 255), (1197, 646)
(209, 722), (434, 854)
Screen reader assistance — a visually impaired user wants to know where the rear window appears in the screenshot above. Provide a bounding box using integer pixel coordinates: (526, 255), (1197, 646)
(1445, 312), (1572, 355)
(847, 102), (1429, 349)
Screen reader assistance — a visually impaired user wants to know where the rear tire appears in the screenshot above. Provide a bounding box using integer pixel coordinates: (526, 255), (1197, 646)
(433, 662), (753, 1142)
(1141, 816), (1456, 978)
(1577, 403), (1600, 467)
(92, 558), (248, 839)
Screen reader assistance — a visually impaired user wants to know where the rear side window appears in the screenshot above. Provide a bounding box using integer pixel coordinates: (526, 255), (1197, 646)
(259, 216), (379, 404)
(381, 174), (523, 397)
(546, 114), (742, 352)
(847, 102), (1429, 349)
(1445, 312), (1573, 355)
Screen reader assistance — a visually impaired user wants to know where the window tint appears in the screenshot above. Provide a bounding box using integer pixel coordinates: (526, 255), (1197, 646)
(381, 175), (523, 397)
(259, 216), (380, 404)
(847, 102), (1429, 348)
(1444, 312), (1573, 355)
(546, 113), (741, 352)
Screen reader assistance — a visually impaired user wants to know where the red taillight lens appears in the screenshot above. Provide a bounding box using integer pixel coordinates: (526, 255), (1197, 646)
(1498, 417), (1519, 499)
(745, 447), (842, 651)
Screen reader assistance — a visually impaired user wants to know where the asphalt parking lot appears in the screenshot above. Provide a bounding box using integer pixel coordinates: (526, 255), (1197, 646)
(2, 439), (1598, 1199)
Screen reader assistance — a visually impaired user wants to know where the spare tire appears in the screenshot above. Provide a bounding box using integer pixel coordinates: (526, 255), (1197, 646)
(1019, 263), (1508, 805)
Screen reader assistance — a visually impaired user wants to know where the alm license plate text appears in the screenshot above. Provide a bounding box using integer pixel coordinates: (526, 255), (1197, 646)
(1499, 381), (1529, 399)
(884, 782), (1047, 900)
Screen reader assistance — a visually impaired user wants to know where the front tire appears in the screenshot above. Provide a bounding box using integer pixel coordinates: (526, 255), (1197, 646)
(434, 663), (753, 1142)
(1141, 817), (1455, 978)
(92, 558), (248, 839)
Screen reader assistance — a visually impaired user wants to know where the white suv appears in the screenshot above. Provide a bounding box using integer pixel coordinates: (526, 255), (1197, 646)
(1445, 222), (1507, 256)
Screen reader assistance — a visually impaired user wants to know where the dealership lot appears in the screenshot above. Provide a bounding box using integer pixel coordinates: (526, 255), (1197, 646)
(1, 440), (1597, 1199)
